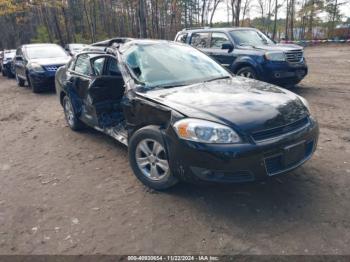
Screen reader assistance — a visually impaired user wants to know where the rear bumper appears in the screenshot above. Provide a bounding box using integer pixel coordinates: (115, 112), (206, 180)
(166, 117), (319, 184)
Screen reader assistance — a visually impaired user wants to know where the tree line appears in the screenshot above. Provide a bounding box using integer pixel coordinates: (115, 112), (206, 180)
(0, 0), (348, 49)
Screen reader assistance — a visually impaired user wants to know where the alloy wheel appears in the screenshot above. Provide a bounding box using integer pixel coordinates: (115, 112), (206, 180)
(238, 71), (254, 78)
(135, 139), (170, 181)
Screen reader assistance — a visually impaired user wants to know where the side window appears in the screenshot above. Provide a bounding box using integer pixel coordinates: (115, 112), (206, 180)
(106, 58), (121, 76)
(175, 33), (188, 43)
(190, 33), (210, 48)
(210, 33), (230, 49)
(92, 57), (106, 76)
(74, 55), (91, 75)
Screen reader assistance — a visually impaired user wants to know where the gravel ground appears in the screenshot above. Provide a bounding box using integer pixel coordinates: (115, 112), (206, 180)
(0, 45), (349, 255)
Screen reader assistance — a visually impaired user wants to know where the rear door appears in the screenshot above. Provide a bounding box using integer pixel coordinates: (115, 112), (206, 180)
(69, 54), (96, 123)
(71, 54), (93, 99)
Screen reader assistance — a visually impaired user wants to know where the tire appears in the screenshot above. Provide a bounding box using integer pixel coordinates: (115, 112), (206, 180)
(28, 76), (42, 93)
(15, 73), (25, 87)
(128, 126), (179, 190)
(236, 66), (257, 79)
(63, 95), (85, 131)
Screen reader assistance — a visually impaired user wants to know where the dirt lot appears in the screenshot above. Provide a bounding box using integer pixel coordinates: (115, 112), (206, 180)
(0, 45), (350, 255)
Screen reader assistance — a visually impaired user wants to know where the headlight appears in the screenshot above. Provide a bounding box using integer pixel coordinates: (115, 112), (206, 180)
(28, 63), (45, 73)
(298, 95), (311, 113)
(173, 118), (241, 144)
(265, 52), (286, 61)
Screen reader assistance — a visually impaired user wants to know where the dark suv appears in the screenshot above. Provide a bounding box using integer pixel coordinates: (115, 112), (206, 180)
(175, 27), (308, 87)
(15, 44), (70, 93)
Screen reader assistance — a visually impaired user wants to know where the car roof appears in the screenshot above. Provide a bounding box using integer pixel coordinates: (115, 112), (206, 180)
(22, 43), (62, 49)
(81, 39), (186, 57)
(118, 39), (183, 53)
(180, 27), (258, 33)
(91, 37), (134, 47)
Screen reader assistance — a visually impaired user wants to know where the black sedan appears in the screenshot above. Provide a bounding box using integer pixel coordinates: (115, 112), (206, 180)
(55, 40), (318, 190)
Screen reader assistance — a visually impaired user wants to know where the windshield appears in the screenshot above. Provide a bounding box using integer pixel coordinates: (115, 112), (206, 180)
(26, 45), (69, 59)
(229, 30), (274, 46)
(123, 42), (230, 89)
(4, 52), (15, 59)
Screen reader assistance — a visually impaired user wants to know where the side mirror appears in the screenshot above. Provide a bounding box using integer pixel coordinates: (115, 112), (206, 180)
(222, 42), (234, 53)
(15, 56), (23, 61)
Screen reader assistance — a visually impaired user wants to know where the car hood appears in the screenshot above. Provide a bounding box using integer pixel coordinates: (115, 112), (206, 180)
(139, 77), (309, 134)
(252, 44), (303, 52)
(31, 57), (70, 66)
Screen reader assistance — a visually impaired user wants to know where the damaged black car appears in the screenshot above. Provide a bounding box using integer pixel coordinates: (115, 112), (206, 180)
(55, 40), (319, 190)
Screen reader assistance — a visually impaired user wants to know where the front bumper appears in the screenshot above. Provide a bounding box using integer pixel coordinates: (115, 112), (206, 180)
(28, 70), (56, 90)
(166, 117), (319, 184)
(259, 60), (308, 86)
(2, 63), (12, 74)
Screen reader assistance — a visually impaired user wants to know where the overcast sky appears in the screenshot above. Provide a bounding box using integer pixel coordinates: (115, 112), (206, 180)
(212, 0), (350, 23)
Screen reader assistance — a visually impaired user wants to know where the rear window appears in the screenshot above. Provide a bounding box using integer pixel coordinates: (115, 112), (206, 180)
(190, 32), (210, 48)
(175, 33), (188, 43)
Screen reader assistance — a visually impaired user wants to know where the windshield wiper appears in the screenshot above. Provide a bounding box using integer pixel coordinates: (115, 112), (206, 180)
(205, 76), (231, 82)
(239, 43), (255, 48)
(149, 83), (188, 90)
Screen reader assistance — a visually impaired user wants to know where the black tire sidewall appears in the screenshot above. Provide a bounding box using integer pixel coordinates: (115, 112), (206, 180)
(128, 126), (178, 190)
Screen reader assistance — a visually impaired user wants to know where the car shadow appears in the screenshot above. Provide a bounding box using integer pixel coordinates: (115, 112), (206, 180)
(161, 167), (320, 230)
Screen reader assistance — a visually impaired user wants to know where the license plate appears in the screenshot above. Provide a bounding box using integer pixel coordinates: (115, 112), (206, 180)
(283, 142), (305, 167)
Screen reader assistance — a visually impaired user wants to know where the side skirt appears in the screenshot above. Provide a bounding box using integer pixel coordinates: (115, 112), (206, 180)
(95, 122), (128, 146)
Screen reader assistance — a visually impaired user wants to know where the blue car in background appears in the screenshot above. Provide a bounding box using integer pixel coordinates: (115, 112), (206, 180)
(175, 27), (308, 87)
(15, 43), (70, 93)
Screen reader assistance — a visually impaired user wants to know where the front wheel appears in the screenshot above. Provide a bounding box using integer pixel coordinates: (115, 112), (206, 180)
(236, 66), (257, 79)
(128, 126), (179, 190)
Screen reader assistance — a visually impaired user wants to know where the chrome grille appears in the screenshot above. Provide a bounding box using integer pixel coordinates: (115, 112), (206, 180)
(285, 50), (303, 63)
(45, 65), (59, 72)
